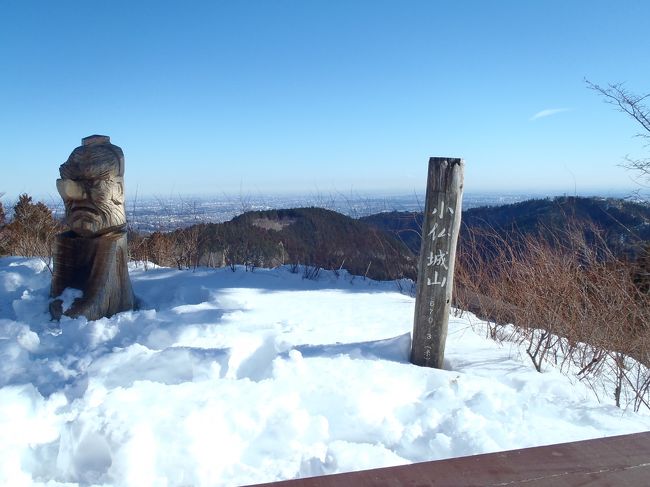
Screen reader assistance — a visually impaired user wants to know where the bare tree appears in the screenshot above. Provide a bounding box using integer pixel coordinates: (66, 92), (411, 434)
(587, 80), (650, 184)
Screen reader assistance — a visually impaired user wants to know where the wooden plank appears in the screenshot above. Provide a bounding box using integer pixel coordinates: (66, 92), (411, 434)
(411, 157), (464, 368)
(245, 432), (650, 486)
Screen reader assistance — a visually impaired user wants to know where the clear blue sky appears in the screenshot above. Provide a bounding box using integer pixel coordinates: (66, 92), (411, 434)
(1, 0), (649, 202)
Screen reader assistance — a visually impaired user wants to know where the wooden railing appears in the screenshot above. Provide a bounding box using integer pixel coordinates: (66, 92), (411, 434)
(245, 431), (650, 486)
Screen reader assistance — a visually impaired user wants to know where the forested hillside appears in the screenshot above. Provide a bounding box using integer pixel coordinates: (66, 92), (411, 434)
(129, 207), (417, 281)
(362, 196), (650, 258)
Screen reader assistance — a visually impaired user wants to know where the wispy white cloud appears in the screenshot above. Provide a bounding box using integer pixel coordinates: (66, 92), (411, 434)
(530, 108), (571, 121)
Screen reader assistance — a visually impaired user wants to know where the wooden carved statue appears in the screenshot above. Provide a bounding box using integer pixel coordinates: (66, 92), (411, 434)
(50, 135), (135, 321)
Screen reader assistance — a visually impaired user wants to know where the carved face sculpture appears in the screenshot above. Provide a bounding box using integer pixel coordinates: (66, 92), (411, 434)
(57, 135), (127, 237)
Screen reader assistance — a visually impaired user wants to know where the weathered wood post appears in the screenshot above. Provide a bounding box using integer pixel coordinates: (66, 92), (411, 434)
(411, 157), (464, 368)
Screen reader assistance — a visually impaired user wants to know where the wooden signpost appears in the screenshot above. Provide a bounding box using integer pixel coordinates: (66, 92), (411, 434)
(411, 157), (464, 368)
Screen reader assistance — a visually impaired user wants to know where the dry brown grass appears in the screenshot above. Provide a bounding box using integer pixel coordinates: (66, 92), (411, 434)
(454, 221), (650, 410)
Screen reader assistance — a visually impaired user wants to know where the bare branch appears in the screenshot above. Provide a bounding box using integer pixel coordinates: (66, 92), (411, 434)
(587, 79), (650, 183)
(586, 80), (650, 135)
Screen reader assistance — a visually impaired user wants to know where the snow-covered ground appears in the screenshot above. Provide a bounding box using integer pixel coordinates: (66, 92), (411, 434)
(1, 257), (649, 487)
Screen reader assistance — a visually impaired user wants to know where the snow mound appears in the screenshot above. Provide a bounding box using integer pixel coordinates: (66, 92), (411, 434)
(0, 258), (648, 486)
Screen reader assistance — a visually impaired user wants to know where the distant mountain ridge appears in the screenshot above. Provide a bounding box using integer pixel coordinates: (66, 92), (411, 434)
(361, 196), (650, 258)
(132, 207), (417, 281)
(129, 197), (649, 282)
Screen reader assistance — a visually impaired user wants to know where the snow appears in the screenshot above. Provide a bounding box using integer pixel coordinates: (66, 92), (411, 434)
(0, 256), (649, 486)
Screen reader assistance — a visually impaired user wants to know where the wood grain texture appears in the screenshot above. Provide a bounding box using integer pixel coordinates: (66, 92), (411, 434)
(411, 157), (464, 368)
(245, 432), (650, 487)
(50, 228), (135, 321)
(50, 135), (135, 321)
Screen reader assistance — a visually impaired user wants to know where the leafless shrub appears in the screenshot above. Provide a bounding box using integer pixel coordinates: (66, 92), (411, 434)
(455, 219), (650, 409)
(302, 265), (321, 280)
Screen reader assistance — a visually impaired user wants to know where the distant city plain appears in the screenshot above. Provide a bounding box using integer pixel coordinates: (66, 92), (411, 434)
(19, 190), (631, 233)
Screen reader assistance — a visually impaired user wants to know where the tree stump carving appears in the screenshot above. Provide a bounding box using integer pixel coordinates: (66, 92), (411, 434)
(50, 135), (135, 321)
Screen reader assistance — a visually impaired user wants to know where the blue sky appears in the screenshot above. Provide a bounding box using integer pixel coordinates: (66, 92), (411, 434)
(1, 0), (649, 201)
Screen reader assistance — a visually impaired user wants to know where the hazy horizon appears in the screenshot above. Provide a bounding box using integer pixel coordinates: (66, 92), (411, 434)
(2, 187), (644, 236)
(0, 186), (640, 209)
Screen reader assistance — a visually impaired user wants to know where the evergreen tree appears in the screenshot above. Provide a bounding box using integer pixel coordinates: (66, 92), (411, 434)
(4, 194), (59, 264)
(0, 195), (6, 255)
